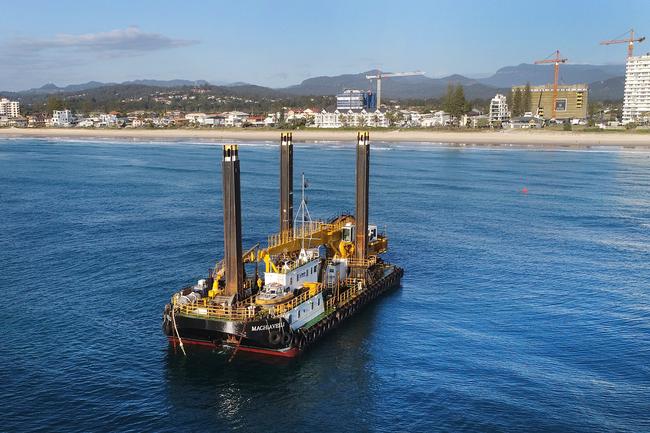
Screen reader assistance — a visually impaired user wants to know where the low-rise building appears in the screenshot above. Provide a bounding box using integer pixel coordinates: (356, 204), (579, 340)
(264, 113), (279, 127)
(420, 111), (451, 127)
(77, 118), (96, 128)
(462, 112), (490, 128)
(311, 109), (389, 128)
(246, 115), (266, 127)
(185, 113), (208, 125)
(203, 115), (226, 127)
(130, 118), (145, 128)
(365, 110), (390, 128)
(27, 114), (47, 128)
(510, 115), (544, 129)
(393, 110), (422, 127)
(223, 111), (249, 127)
(284, 108), (317, 125)
(312, 109), (342, 128)
(51, 110), (73, 127)
(99, 113), (119, 127)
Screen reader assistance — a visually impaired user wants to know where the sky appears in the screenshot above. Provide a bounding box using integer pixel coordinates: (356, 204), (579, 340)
(1, 0), (649, 91)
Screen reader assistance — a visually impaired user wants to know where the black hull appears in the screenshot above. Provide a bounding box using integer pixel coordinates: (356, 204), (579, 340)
(163, 266), (404, 357)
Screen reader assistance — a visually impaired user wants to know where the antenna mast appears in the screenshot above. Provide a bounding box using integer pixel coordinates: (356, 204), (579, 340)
(294, 172), (312, 251)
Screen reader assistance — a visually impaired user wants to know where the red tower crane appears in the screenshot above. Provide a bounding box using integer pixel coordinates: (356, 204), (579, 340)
(534, 50), (568, 120)
(600, 28), (645, 58)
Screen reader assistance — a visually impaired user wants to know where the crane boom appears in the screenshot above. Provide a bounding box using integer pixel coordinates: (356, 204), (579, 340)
(600, 28), (645, 58)
(365, 71), (424, 79)
(365, 70), (424, 108)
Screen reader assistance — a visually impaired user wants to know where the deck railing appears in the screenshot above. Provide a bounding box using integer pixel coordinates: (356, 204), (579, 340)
(174, 297), (257, 321)
(325, 279), (367, 310)
(345, 255), (377, 268)
(273, 283), (323, 315)
(266, 219), (349, 249)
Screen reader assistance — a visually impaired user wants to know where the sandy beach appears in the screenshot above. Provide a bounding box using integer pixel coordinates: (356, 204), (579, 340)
(1, 127), (650, 149)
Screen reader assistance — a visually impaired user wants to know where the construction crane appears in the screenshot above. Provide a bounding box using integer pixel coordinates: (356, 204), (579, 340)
(534, 50), (568, 120)
(600, 28), (645, 58)
(365, 70), (424, 108)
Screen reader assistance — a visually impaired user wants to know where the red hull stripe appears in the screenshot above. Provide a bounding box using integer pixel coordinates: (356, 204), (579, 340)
(167, 336), (217, 348)
(235, 345), (299, 358)
(167, 336), (299, 358)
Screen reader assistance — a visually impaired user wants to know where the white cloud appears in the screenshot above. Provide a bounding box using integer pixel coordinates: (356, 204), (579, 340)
(0, 27), (199, 89)
(7, 26), (198, 53)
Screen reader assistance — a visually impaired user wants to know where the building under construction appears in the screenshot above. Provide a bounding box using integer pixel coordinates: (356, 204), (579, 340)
(512, 84), (588, 120)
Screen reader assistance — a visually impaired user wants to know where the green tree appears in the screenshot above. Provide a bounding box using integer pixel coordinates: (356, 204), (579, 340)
(452, 85), (466, 118)
(385, 111), (399, 126)
(46, 96), (64, 113)
(511, 89), (523, 117)
(442, 84), (468, 123)
(80, 99), (94, 115)
(442, 83), (454, 114)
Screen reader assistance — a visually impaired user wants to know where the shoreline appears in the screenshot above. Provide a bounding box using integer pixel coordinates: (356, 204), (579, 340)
(2, 127), (650, 149)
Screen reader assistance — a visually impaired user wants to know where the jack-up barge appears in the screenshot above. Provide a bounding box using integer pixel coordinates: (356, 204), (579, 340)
(162, 132), (403, 358)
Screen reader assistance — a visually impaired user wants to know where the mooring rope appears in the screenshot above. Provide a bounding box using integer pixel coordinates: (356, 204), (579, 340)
(171, 308), (186, 356)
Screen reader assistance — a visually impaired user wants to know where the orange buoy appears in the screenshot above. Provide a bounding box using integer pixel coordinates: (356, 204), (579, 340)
(522, 187), (528, 194)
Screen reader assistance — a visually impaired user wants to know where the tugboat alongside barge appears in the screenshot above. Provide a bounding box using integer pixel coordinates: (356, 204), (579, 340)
(162, 132), (403, 358)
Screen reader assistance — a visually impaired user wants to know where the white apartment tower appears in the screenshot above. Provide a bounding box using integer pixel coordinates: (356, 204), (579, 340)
(489, 93), (509, 124)
(0, 98), (20, 118)
(623, 54), (650, 124)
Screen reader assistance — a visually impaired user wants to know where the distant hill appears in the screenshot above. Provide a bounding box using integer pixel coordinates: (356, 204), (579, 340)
(122, 79), (210, 88)
(477, 63), (625, 87)
(279, 65), (626, 100)
(587, 76), (625, 101)
(20, 79), (211, 95)
(281, 70), (503, 100)
(4, 63), (628, 106)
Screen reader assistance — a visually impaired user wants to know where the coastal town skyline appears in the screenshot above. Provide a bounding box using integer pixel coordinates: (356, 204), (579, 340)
(1, 0), (649, 91)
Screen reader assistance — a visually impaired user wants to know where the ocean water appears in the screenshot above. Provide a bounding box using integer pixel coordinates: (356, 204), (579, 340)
(1, 138), (649, 433)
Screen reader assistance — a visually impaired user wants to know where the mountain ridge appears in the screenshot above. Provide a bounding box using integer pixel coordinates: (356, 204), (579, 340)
(4, 63), (627, 101)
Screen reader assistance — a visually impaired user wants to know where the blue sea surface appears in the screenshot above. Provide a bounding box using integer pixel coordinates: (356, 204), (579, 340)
(1, 138), (649, 433)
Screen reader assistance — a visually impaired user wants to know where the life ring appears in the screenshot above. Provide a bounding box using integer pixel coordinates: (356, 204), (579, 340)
(268, 331), (282, 346)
